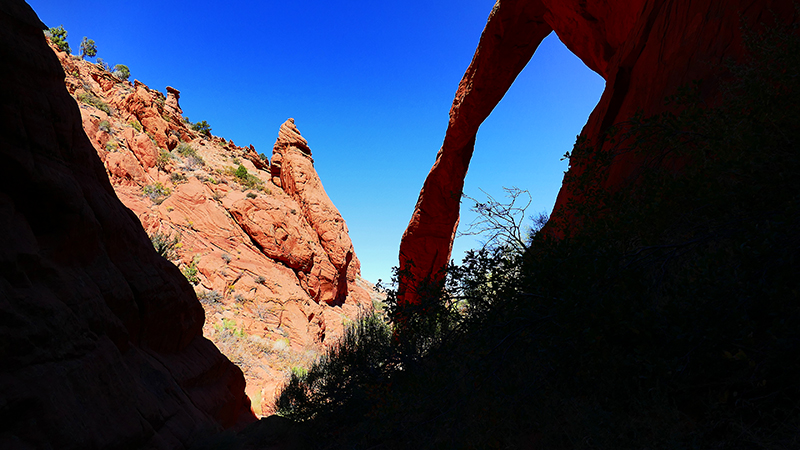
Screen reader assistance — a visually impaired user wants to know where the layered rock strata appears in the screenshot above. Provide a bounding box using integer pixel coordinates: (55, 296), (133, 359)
(399, 0), (798, 301)
(40, 19), (372, 415)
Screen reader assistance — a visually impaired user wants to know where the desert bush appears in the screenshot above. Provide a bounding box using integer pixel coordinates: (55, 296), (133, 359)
(176, 142), (197, 157)
(113, 64), (130, 81)
(77, 92), (110, 114)
(169, 172), (187, 184)
(96, 57), (109, 71)
(143, 182), (170, 203)
(246, 191), (257, 199)
(192, 120), (212, 137)
(45, 25), (70, 53)
(274, 20), (800, 449)
(233, 164), (265, 191)
(149, 230), (180, 260)
(181, 256), (200, 285)
(156, 149), (171, 171)
(198, 289), (222, 305)
(129, 119), (142, 132)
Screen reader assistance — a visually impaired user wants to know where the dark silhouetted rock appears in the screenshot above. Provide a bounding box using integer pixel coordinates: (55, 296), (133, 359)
(0, 1), (256, 447)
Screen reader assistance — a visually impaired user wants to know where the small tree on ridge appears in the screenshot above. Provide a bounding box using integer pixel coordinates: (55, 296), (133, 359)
(79, 36), (97, 59)
(46, 25), (70, 53)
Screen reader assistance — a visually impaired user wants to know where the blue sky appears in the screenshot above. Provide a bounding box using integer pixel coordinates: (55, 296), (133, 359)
(27, 0), (605, 284)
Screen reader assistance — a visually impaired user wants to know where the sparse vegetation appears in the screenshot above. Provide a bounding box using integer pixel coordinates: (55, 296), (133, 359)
(95, 57), (109, 71)
(246, 191), (257, 199)
(77, 92), (110, 115)
(231, 164), (265, 191)
(129, 119), (142, 132)
(176, 143), (205, 168)
(169, 172), (187, 184)
(46, 25), (70, 53)
(181, 256), (200, 285)
(79, 36), (97, 60)
(274, 21), (800, 449)
(98, 120), (110, 133)
(156, 149), (171, 171)
(113, 64), (130, 81)
(176, 142), (197, 157)
(149, 230), (180, 260)
(192, 120), (212, 137)
(197, 289), (223, 304)
(142, 182), (171, 203)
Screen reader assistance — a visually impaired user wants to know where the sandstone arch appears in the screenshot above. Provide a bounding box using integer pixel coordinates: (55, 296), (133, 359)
(398, 0), (797, 302)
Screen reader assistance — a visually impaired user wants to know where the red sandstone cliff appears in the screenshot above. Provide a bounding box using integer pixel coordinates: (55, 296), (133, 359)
(45, 23), (374, 414)
(0, 1), (255, 447)
(399, 0), (798, 300)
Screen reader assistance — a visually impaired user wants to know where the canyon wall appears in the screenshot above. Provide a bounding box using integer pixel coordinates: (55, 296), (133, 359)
(0, 1), (256, 448)
(399, 0), (798, 300)
(43, 10), (373, 415)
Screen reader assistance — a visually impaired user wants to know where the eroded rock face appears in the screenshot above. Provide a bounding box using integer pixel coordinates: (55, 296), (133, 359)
(38, 17), (372, 414)
(0, 1), (255, 448)
(399, 0), (798, 301)
(271, 119), (362, 306)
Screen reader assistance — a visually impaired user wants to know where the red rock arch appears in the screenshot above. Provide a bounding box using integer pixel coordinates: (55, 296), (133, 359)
(398, 0), (797, 303)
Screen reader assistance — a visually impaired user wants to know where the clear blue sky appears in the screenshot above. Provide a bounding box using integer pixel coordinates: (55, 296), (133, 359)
(27, 0), (605, 285)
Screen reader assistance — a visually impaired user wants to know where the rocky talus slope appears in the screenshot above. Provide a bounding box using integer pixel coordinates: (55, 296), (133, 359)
(399, 0), (798, 300)
(0, 1), (255, 447)
(48, 38), (377, 414)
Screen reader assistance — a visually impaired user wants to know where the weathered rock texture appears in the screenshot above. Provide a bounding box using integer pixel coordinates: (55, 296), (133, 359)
(399, 0), (798, 301)
(270, 119), (362, 306)
(0, 1), (255, 448)
(39, 19), (372, 415)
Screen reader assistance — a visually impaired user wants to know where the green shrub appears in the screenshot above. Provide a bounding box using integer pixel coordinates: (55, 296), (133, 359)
(246, 191), (257, 199)
(113, 64), (130, 81)
(192, 120), (212, 136)
(234, 164), (248, 179)
(77, 92), (110, 115)
(156, 149), (171, 171)
(46, 25), (70, 53)
(273, 20), (800, 449)
(233, 164), (264, 191)
(79, 36), (97, 59)
(215, 318), (245, 338)
(176, 143), (197, 157)
(98, 120), (110, 132)
(143, 182), (170, 203)
(149, 230), (180, 260)
(169, 172), (187, 184)
(181, 256), (200, 285)
(129, 119), (142, 132)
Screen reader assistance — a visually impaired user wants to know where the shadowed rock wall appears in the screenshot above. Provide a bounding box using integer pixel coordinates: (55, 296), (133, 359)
(0, 2), (255, 448)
